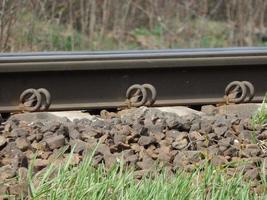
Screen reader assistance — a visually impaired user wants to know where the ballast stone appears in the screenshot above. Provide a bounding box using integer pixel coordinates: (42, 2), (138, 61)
(7, 111), (98, 124)
(119, 106), (203, 118)
(45, 135), (65, 150)
(50, 111), (98, 121)
(156, 106), (204, 117)
(0, 135), (7, 148)
(0, 165), (16, 181)
(215, 103), (264, 119)
(8, 112), (69, 124)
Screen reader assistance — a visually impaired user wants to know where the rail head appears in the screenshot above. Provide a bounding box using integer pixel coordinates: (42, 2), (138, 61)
(0, 47), (267, 72)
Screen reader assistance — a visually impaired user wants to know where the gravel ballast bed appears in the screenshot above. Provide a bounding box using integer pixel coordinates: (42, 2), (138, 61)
(0, 106), (266, 197)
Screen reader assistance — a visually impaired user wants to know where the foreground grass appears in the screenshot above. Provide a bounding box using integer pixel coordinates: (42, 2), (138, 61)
(23, 150), (266, 200)
(252, 94), (267, 126)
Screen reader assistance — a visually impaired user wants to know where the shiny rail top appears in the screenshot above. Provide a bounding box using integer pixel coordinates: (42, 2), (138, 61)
(0, 47), (267, 72)
(1, 47), (267, 60)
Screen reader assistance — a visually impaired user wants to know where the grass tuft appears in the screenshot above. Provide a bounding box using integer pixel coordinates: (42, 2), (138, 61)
(252, 93), (267, 126)
(25, 152), (267, 200)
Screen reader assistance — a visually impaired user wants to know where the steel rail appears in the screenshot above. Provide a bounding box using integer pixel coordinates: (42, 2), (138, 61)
(0, 47), (266, 112)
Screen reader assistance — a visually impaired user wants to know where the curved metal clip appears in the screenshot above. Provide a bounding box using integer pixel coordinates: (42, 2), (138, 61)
(19, 88), (51, 112)
(224, 81), (255, 104)
(126, 83), (157, 107)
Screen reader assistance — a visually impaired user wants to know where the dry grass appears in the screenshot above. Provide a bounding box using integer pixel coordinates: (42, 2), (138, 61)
(1, 0), (267, 52)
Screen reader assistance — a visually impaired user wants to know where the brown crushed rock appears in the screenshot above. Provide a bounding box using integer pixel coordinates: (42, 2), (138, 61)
(0, 136), (7, 150)
(0, 165), (16, 181)
(0, 106), (266, 197)
(45, 134), (65, 150)
(15, 137), (30, 151)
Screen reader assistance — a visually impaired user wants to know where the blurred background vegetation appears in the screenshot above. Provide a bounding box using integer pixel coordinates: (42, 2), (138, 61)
(0, 0), (267, 52)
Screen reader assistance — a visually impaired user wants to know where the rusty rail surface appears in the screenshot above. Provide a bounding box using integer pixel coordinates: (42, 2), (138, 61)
(0, 47), (267, 112)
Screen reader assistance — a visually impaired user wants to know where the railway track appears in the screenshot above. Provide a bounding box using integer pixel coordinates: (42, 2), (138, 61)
(0, 47), (266, 113)
(1, 48), (267, 198)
